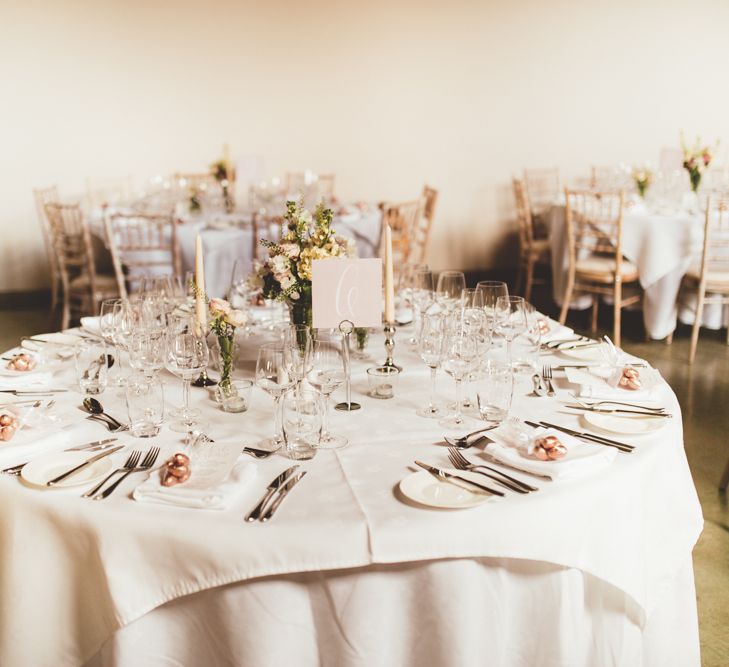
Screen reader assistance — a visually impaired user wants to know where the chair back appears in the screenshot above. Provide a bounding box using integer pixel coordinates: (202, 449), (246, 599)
(104, 212), (182, 297)
(698, 198), (729, 282)
(44, 202), (98, 293)
(252, 213), (285, 261)
(86, 176), (133, 209)
(564, 189), (625, 272)
(524, 167), (560, 213)
(317, 174), (336, 201)
(34, 185), (60, 275)
(379, 198), (424, 266)
(512, 179), (534, 249)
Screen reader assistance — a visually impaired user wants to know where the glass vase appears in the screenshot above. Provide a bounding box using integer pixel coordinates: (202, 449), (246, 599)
(287, 289), (313, 331)
(213, 332), (237, 403)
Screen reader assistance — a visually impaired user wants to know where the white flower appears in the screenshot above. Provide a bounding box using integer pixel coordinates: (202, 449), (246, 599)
(226, 309), (248, 327)
(209, 298), (231, 317)
(278, 274), (295, 290)
(299, 210), (312, 225)
(271, 254), (288, 274)
(280, 243), (300, 258)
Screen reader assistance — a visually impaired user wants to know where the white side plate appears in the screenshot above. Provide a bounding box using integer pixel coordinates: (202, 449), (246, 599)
(21, 451), (114, 489)
(399, 468), (494, 509)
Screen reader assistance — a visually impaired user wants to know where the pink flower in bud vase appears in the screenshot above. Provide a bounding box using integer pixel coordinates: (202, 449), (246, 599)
(227, 310), (248, 328)
(209, 298), (231, 317)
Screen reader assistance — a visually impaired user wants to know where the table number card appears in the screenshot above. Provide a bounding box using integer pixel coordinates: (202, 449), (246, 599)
(312, 258), (383, 328)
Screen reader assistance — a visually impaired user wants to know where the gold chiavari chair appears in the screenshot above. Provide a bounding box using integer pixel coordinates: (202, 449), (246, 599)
(678, 197), (729, 364)
(523, 167), (560, 219)
(379, 198), (424, 270)
(44, 203), (119, 329)
(513, 179), (550, 302)
(104, 212), (182, 298)
(559, 189), (641, 347)
(317, 174), (336, 201)
(251, 212), (285, 261)
(33, 186), (62, 320)
(406, 185), (438, 266)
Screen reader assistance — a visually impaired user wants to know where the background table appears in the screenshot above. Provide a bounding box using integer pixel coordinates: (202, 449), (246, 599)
(0, 325), (703, 666)
(548, 200), (704, 339)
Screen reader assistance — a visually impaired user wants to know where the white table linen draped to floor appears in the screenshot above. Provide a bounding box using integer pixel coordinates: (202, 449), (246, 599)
(0, 326), (702, 667)
(548, 201), (709, 339)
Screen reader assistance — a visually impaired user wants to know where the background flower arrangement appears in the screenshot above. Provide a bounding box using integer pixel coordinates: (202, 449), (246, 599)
(681, 134), (717, 192)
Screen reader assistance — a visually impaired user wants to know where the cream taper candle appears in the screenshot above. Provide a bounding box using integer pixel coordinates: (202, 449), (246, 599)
(384, 224), (395, 323)
(195, 235), (207, 328)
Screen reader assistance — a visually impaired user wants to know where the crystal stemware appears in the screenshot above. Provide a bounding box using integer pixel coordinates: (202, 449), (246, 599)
(495, 295), (528, 366)
(435, 270), (466, 313)
(165, 327), (209, 433)
(255, 344), (294, 449)
(417, 313), (446, 418)
(440, 319), (480, 428)
(306, 336), (347, 449)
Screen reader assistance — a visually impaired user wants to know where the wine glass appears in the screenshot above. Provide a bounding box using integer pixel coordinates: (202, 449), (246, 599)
(398, 263), (425, 345)
(411, 267), (434, 341)
(255, 344), (294, 449)
(128, 330), (166, 377)
(99, 298), (123, 386)
(476, 280), (508, 341)
(165, 328), (209, 433)
(510, 301), (542, 374)
(417, 313), (446, 418)
(440, 320), (480, 428)
(306, 336), (347, 449)
(495, 296), (528, 365)
(435, 271), (466, 313)
(460, 287), (482, 309)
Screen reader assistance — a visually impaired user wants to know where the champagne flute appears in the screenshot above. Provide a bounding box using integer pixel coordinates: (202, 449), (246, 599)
(255, 344), (294, 449)
(417, 313), (446, 418)
(411, 267), (434, 341)
(476, 280), (508, 338)
(99, 298), (123, 386)
(165, 328), (209, 433)
(435, 271), (466, 313)
(284, 324), (312, 393)
(306, 336), (347, 449)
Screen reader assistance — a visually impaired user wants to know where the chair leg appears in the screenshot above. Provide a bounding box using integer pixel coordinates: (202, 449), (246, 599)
(689, 288), (706, 364)
(61, 299), (70, 332)
(524, 259), (534, 303)
(613, 283), (622, 348)
(666, 331), (674, 345)
(591, 296), (599, 334)
(559, 276), (575, 326)
(720, 457), (729, 492)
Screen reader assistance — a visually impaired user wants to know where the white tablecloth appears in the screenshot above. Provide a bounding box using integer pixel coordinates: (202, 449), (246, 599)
(0, 324), (703, 666)
(548, 201), (705, 339)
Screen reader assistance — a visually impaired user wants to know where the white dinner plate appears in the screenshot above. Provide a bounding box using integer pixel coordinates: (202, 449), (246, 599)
(581, 411), (666, 435)
(558, 345), (605, 361)
(399, 468), (494, 509)
(21, 451), (114, 489)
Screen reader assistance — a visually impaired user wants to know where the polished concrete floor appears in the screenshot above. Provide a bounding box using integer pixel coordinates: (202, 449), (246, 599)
(1, 303), (727, 665)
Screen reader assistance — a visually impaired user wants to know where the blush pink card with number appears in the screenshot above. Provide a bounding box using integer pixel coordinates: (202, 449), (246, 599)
(312, 258), (383, 328)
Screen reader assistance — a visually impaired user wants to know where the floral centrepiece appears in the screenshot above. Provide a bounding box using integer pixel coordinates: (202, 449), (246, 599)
(632, 166), (652, 198)
(681, 135), (716, 193)
(208, 298), (248, 398)
(251, 199), (356, 327)
(210, 158), (235, 213)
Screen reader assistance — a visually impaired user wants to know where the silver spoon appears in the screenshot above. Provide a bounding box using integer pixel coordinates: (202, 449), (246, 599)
(242, 446), (278, 459)
(443, 424), (499, 448)
(82, 397), (124, 429)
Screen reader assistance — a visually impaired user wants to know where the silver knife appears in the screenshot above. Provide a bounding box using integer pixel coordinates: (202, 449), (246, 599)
(46, 445), (124, 486)
(67, 438), (118, 451)
(245, 465), (299, 522)
(414, 461), (504, 496)
(556, 341), (602, 351)
(0, 389), (68, 395)
(563, 404), (672, 417)
(260, 471), (307, 522)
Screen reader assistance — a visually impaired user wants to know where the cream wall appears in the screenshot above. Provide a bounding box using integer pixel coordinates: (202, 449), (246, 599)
(2, 0), (729, 292)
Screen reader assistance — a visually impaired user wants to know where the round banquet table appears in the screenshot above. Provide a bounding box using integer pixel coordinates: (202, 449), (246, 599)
(547, 199), (714, 340)
(0, 320), (703, 667)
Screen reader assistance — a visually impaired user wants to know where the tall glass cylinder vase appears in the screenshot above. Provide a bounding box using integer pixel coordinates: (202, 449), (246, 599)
(287, 289), (313, 331)
(213, 332), (238, 403)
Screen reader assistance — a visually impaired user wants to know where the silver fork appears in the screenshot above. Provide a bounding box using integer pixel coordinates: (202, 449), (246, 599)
(447, 447), (538, 493)
(542, 364), (556, 397)
(83, 450), (141, 497)
(568, 393), (666, 413)
(86, 415), (129, 432)
(93, 446), (160, 500)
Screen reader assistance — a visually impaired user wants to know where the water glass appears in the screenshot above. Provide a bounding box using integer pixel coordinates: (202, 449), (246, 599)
(281, 390), (322, 460)
(475, 360), (513, 423)
(367, 366), (400, 399)
(220, 379), (253, 413)
(126, 373), (164, 437)
(75, 339), (109, 395)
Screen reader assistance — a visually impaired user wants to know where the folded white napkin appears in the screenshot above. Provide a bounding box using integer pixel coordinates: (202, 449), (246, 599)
(80, 317), (102, 337)
(538, 318), (574, 344)
(485, 424), (617, 480)
(133, 456), (257, 510)
(565, 367), (659, 400)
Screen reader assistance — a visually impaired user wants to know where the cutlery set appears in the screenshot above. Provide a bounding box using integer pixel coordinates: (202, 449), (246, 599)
(81, 447), (160, 500)
(1, 438), (118, 476)
(245, 465), (308, 522)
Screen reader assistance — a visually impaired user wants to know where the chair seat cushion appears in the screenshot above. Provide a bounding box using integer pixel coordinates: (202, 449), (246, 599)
(575, 256), (639, 282)
(685, 267), (729, 290)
